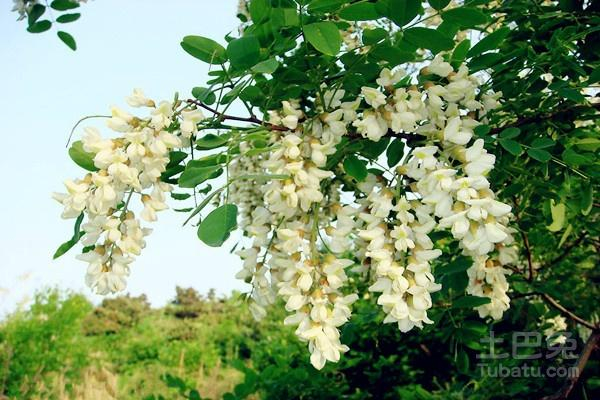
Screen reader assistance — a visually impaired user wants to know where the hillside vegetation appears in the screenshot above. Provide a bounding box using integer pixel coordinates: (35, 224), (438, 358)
(1, 287), (598, 399)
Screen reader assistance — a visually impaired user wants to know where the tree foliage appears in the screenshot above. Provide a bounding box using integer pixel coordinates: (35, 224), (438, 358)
(10, 0), (600, 397)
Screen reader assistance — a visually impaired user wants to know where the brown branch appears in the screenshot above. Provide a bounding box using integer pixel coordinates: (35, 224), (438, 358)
(510, 292), (598, 331)
(490, 102), (600, 135)
(186, 99), (288, 131)
(544, 232), (587, 269)
(347, 129), (423, 143)
(540, 331), (600, 400)
(541, 293), (598, 331)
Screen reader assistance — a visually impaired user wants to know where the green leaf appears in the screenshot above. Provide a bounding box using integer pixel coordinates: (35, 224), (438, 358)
(222, 82), (245, 104)
(179, 166), (222, 188)
(181, 36), (227, 64)
(580, 183), (593, 216)
(69, 141), (97, 171)
(452, 296), (491, 309)
(227, 36), (261, 70)
(451, 39), (471, 67)
(27, 20), (52, 34)
(474, 124), (490, 137)
(53, 213), (84, 259)
(442, 7), (488, 28)
(167, 151), (188, 168)
(57, 31), (77, 51)
(191, 87), (217, 105)
(531, 138), (555, 149)
(429, 0), (450, 10)
(589, 67), (600, 84)
(499, 138), (522, 156)
(462, 320), (488, 335)
(270, 8), (300, 27)
(557, 87), (585, 103)
(308, 0), (345, 13)
(303, 22), (342, 56)
(339, 1), (380, 20)
(547, 200), (566, 232)
(171, 192), (192, 200)
(573, 137), (600, 151)
(499, 127), (520, 139)
(251, 58), (279, 74)
(196, 133), (231, 150)
(468, 52), (503, 72)
(375, 0), (420, 27)
(28, 4), (46, 25)
(240, 86), (264, 104)
(456, 348), (469, 373)
(558, 223), (573, 248)
(386, 138), (405, 168)
(249, 0), (271, 22)
(197, 204), (238, 247)
(562, 148), (591, 166)
(370, 45), (415, 66)
(527, 148), (551, 163)
(362, 27), (388, 45)
(56, 13), (81, 23)
(359, 137), (390, 159)
(402, 27), (454, 53)
(467, 27), (510, 57)
(343, 155), (368, 181)
(50, 0), (80, 11)
(444, 256), (472, 274)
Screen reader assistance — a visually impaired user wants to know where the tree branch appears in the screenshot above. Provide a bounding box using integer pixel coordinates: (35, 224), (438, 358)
(510, 292), (598, 331)
(490, 102), (600, 135)
(544, 232), (587, 270)
(541, 293), (598, 331)
(540, 331), (600, 400)
(186, 99), (288, 131)
(347, 129), (423, 143)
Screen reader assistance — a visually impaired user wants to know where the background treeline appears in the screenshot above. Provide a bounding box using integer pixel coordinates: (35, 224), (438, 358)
(0, 287), (597, 400)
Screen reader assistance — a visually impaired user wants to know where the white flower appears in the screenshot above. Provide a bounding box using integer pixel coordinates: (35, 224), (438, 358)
(444, 116), (472, 145)
(180, 109), (205, 138)
(126, 88), (155, 108)
(361, 86), (387, 108)
(427, 54), (453, 77)
(376, 68), (405, 87)
(353, 110), (388, 141)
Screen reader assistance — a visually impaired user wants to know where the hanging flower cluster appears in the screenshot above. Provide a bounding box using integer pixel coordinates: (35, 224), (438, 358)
(55, 56), (517, 370)
(53, 90), (203, 294)
(229, 56), (517, 368)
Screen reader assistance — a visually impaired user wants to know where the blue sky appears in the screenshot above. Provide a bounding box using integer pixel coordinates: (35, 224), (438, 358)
(0, 0), (249, 316)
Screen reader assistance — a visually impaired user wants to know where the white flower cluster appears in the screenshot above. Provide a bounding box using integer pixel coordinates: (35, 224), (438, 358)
(350, 55), (516, 319)
(357, 186), (443, 332)
(230, 93), (366, 369)
(230, 57), (517, 369)
(541, 315), (568, 345)
(54, 89), (201, 294)
(53, 58), (517, 371)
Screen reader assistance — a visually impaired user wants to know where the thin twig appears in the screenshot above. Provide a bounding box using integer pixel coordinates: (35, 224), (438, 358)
(541, 293), (598, 331)
(186, 99), (287, 131)
(510, 292), (597, 331)
(490, 102), (600, 136)
(543, 232), (587, 270)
